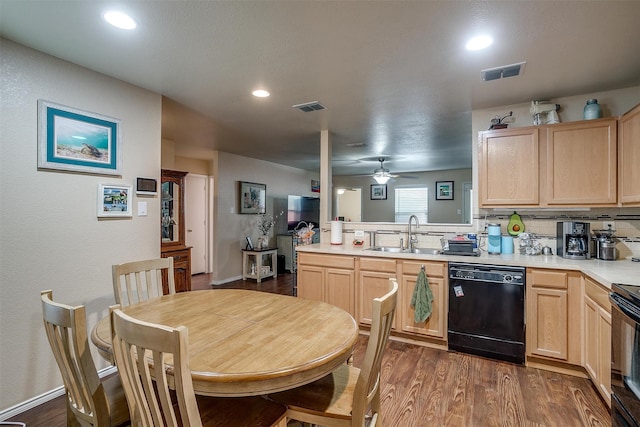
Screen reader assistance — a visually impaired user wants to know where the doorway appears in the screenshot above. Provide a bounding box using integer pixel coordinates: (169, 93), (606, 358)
(335, 187), (362, 222)
(185, 174), (208, 274)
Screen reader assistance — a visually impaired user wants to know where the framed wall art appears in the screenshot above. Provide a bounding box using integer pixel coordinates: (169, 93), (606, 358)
(38, 100), (122, 176)
(97, 184), (132, 218)
(436, 181), (454, 200)
(239, 181), (266, 214)
(370, 184), (387, 200)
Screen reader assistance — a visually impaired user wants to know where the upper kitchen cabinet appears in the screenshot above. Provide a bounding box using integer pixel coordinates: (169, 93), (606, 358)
(479, 127), (540, 207)
(619, 103), (640, 205)
(544, 118), (617, 206)
(479, 118), (618, 208)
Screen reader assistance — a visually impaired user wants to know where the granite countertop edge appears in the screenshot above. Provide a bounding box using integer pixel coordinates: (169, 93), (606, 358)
(296, 243), (640, 290)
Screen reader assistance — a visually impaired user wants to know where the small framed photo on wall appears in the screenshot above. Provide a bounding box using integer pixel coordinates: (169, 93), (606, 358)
(436, 181), (454, 200)
(239, 181), (266, 214)
(370, 184), (387, 200)
(97, 184), (132, 217)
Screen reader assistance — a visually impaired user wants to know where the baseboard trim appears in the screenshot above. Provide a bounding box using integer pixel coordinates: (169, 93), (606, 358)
(210, 275), (243, 285)
(0, 366), (117, 421)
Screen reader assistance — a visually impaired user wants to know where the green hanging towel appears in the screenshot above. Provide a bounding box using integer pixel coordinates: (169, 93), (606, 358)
(411, 267), (434, 323)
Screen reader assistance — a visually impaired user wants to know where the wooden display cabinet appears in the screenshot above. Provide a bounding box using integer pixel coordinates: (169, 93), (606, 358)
(161, 169), (191, 293)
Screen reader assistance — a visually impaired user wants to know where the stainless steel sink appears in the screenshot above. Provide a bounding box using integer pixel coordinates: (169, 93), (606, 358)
(367, 247), (441, 255)
(367, 246), (405, 253)
(405, 248), (442, 255)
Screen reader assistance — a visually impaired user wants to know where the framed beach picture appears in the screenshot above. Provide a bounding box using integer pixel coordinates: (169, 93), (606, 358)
(239, 181), (266, 214)
(436, 181), (454, 200)
(97, 184), (132, 218)
(370, 184), (387, 200)
(38, 100), (122, 176)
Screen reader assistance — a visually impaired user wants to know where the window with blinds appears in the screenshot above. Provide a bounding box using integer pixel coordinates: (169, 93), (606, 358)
(395, 187), (428, 223)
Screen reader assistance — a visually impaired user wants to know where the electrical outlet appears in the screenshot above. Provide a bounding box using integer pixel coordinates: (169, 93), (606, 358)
(354, 230), (365, 238)
(603, 221), (616, 230)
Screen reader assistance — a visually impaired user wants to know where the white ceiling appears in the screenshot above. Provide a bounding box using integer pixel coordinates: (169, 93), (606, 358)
(2, 1), (639, 176)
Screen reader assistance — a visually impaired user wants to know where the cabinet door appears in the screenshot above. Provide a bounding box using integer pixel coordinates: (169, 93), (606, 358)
(545, 118), (617, 205)
(619, 103), (640, 205)
(326, 268), (355, 316)
(584, 295), (599, 380)
(479, 127), (540, 206)
(297, 265), (324, 302)
(599, 308), (612, 405)
(527, 286), (568, 360)
(358, 270), (397, 328)
(400, 275), (445, 338)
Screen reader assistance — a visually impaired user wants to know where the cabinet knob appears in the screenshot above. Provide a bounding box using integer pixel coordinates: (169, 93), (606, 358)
(187, 229), (193, 232)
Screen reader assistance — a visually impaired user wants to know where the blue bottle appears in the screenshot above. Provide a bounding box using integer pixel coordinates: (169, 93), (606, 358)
(583, 99), (602, 120)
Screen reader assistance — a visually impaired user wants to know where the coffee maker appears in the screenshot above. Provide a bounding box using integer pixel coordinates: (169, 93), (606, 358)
(556, 221), (591, 259)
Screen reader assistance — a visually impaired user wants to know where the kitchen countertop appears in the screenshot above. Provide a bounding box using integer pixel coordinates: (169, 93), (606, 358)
(296, 243), (640, 289)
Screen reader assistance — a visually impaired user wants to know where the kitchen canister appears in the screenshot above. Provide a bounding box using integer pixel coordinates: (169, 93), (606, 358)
(583, 99), (603, 120)
(330, 220), (343, 245)
(487, 223), (501, 254)
(501, 235), (514, 254)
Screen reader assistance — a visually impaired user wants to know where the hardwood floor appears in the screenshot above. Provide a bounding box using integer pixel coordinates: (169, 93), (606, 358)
(8, 273), (610, 426)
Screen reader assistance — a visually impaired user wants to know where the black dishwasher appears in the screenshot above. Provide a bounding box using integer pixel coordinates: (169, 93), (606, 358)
(448, 263), (525, 364)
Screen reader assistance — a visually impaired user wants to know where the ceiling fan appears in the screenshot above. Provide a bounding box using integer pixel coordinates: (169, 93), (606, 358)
(371, 157), (397, 184)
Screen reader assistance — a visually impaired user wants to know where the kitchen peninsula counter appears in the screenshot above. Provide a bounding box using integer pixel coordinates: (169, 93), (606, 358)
(296, 243), (639, 288)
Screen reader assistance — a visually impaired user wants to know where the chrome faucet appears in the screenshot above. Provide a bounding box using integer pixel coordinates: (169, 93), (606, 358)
(408, 215), (420, 250)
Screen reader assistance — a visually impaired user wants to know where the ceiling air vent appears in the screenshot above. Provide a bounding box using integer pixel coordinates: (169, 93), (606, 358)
(481, 61), (526, 81)
(292, 101), (326, 112)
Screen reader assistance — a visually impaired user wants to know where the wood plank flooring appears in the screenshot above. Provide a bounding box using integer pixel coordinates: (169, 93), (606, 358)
(7, 273), (611, 426)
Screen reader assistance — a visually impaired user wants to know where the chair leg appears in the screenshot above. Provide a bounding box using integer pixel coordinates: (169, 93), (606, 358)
(66, 400), (81, 427)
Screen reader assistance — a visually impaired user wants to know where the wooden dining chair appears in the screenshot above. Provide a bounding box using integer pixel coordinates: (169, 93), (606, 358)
(268, 278), (398, 427)
(41, 290), (130, 427)
(110, 307), (287, 427)
(112, 257), (175, 307)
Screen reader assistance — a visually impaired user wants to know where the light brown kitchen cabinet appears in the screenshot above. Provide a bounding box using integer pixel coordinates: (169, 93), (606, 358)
(357, 257), (398, 328)
(619, 103), (640, 205)
(479, 118), (618, 208)
(161, 169), (191, 293)
(479, 127), (540, 206)
(296, 252), (355, 316)
(545, 118), (617, 206)
(526, 268), (582, 365)
(399, 261), (447, 339)
(583, 276), (612, 406)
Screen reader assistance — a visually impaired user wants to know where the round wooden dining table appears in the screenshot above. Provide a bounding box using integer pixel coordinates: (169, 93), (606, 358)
(91, 289), (359, 397)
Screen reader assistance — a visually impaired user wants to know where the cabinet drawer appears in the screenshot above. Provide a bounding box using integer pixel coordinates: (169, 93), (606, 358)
(402, 261), (446, 277)
(163, 250), (189, 265)
(585, 276), (611, 312)
(297, 253), (355, 269)
(359, 257), (397, 273)
(528, 268), (568, 289)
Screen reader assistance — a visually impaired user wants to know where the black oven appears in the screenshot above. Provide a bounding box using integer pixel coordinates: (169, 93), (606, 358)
(611, 283), (640, 427)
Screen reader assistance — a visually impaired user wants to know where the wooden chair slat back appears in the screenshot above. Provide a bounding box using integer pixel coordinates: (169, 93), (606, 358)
(41, 290), (108, 426)
(352, 278), (398, 425)
(110, 307), (202, 427)
(112, 258), (175, 307)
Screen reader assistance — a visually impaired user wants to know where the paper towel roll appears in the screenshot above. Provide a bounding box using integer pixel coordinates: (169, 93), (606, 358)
(331, 221), (343, 245)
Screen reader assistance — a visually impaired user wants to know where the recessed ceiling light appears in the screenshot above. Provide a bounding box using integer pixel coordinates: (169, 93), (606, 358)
(103, 11), (137, 30)
(465, 35), (493, 51)
(252, 89), (270, 98)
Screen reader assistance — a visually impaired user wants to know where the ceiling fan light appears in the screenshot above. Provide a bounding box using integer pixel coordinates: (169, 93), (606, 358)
(374, 175), (390, 184)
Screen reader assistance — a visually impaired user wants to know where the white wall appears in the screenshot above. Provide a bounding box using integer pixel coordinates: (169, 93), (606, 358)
(0, 40), (161, 409)
(212, 151), (319, 283)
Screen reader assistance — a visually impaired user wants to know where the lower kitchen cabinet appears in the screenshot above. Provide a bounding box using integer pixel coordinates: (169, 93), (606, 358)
(161, 246), (192, 293)
(399, 261), (447, 339)
(297, 252), (355, 316)
(357, 257), (398, 329)
(584, 276), (612, 406)
(526, 268), (582, 365)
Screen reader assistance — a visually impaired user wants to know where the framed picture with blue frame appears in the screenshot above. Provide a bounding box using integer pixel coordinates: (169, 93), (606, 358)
(38, 100), (122, 176)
